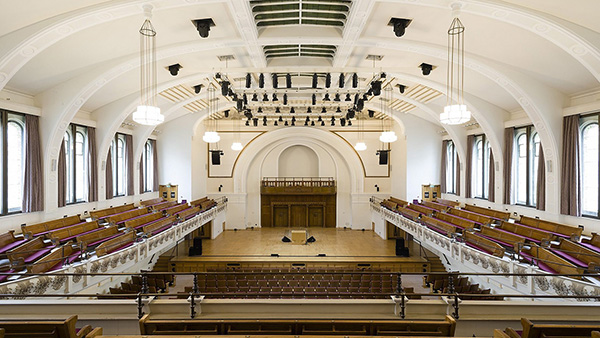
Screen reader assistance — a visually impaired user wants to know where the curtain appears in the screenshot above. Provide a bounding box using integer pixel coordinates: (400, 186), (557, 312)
(456, 156), (461, 196)
(152, 140), (159, 191)
(57, 139), (66, 207)
(488, 152), (495, 202)
(465, 135), (474, 198)
(87, 127), (98, 202)
(536, 147), (546, 211)
(105, 148), (113, 199)
(139, 153), (145, 194)
(560, 115), (581, 216)
(125, 134), (134, 196)
(503, 127), (514, 205)
(22, 114), (44, 212)
(440, 140), (448, 193)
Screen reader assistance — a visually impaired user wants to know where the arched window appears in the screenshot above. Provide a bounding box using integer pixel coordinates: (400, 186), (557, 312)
(112, 133), (127, 197)
(6, 115), (25, 213)
(143, 140), (154, 192)
(63, 131), (73, 204)
(445, 141), (456, 194)
(75, 130), (86, 202)
(513, 125), (541, 208)
(63, 124), (88, 205)
(581, 121), (599, 216)
(471, 134), (489, 199)
(515, 132), (527, 205)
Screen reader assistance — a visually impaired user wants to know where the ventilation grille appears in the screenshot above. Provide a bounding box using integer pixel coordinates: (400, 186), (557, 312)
(264, 44), (337, 59)
(250, 0), (351, 28)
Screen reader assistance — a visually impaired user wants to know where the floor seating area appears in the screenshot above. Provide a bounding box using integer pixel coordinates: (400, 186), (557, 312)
(139, 314), (457, 336)
(0, 315), (102, 338)
(104, 273), (175, 298)
(0, 197), (217, 284)
(497, 318), (600, 338)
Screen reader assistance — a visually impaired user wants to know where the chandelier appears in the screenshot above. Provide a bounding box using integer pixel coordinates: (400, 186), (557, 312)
(203, 87), (221, 143)
(441, 12), (471, 125)
(133, 6), (164, 126)
(379, 86), (397, 143)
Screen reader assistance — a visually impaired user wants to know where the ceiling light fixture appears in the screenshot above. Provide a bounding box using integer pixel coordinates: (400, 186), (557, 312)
(259, 73), (264, 88)
(339, 73), (345, 88)
(419, 63), (434, 76)
(193, 84), (204, 94)
(388, 17), (412, 37)
(286, 73), (292, 88)
(245, 73), (251, 88)
(192, 18), (215, 38)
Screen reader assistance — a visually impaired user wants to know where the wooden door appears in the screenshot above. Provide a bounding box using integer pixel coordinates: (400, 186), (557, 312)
(273, 206), (289, 227)
(308, 206), (324, 227)
(290, 205), (307, 227)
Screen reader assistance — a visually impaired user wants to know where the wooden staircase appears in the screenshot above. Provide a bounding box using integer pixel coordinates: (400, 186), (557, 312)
(151, 255), (172, 272)
(427, 255), (447, 273)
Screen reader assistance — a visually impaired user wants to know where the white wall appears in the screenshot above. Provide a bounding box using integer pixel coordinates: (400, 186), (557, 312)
(278, 145), (319, 177)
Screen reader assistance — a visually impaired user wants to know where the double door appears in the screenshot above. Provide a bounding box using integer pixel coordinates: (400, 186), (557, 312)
(273, 204), (324, 227)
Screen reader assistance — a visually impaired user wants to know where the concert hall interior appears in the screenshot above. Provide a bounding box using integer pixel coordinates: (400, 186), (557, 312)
(1, 1), (600, 337)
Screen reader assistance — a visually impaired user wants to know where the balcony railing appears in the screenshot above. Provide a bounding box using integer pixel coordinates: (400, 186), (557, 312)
(261, 177), (335, 188)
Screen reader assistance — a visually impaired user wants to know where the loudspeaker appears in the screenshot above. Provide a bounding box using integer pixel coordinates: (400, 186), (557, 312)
(307, 236), (316, 243)
(210, 150), (223, 165)
(377, 150), (390, 165)
(189, 237), (202, 256)
(396, 238), (409, 257)
(282, 236), (291, 242)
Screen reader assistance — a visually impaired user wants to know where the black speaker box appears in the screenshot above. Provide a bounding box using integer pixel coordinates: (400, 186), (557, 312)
(211, 151), (221, 165)
(188, 246), (202, 256)
(395, 238), (409, 257)
(378, 150), (389, 165)
(193, 237), (202, 248)
(282, 236), (291, 242)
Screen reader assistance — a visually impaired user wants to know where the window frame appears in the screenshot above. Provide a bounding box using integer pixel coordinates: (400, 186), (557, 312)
(63, 124), (88, 205)
(471, 134), (489, 200)
(2, 111), (26, 215)
(513, 125), (540, 208)
(445, 140), (457, 195)
(143, 139), (154, 193)
(112, 133), (127, 197)
(580, 113), (600, 218)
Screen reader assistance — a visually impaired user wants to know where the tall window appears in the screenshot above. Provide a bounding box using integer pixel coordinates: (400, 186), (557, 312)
(471, 134), (489, 199)
(445, 140), (457, 194)
(580, 114), (599, 217)
(3, 112), (26, 214)
(111, 133), (127, 197)
(63, 124), (88, 204)
(142, 139), (154, 192)
(513, 125), (540, 207)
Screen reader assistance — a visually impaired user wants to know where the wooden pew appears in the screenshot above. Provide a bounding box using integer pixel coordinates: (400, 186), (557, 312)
(76, 226), (120, 250)
(407, 204), (435, 217)
(27, 244), (74, 274)
(95, 231), (137, 257)
(498, 221), (555, 246)
(174, 206), (201, 221)
(163, 203), (190, 216)
(190, 197), (209, 207)
(47, 221), (100, 245)
(398, 206), (421, 221)
(518, 317), (600, 338)
(435, 198), (460, 208)
(522, 245), (584, 277)
(464, 204), (510, 221)
(449, 208), (493, 226)
(381, 200), (400, 212)
(583, 232), (600, 248)
(124, 213), (163, 231)
(0, 315), (94, 338)
(21, 215), (82, 239)
(142, 216), (177, 236)
(140, 197), (164, 206)
(420, 215), (460, 236)
(552, 238), (600, 271)
(89, 203), (135, 220)
(389, 197), (409, 207)
(519, 215), (584, 241)
(104, 208), (148, 226)
(480, 226), (526, 252)
(435, 213), (478, 231)
(463, 231), (505, 257)
(422, 200), (450, 212)
(151, 201), (177, 212)
(0, 230), (27, 257)
(6, 237), (54, 268)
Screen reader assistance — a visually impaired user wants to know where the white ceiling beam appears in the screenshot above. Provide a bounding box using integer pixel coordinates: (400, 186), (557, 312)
(226, 0), (267, 68)
(333, 0), (376, 67)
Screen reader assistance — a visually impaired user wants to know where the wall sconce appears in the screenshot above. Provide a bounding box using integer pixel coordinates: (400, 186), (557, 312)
(218, 184), (223, 192)
(374, 184), (380, 192)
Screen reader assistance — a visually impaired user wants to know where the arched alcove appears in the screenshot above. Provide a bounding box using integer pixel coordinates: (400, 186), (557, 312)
(278, 145), (319, 177)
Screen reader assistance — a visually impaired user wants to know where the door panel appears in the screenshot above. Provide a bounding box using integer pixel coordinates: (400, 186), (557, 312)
(308, 206), (324, 227)
(273, 206), (289, 227)
(290, 205), (307, 227)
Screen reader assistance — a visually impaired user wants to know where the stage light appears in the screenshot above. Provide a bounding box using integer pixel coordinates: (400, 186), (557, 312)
(388, 17), (411, 37)
(272, 93), (278, 101)
(325, 73), (331, 88)
(278, 116), (283, 122)
(321, 107), (327, 114)
(420, 63), (434, 76)
(224, 109), (230, 117)
(336, 107), (342, 113)
(284, 120), (289, 126)
(245, 120), (249, 126)
(304, 119), (309, 126)
(243, 93), (248, 105)
(307, 236), (316, 243)
(272, 73), (278, 88)
(371, 80), (382, 96)
(312, 73), (318, 88)
(334, 93), (340, 102)
(368, 110), (375, 118)
(252, 93), (258, 101)
(307, 107), (312, 114)
(356, 98), (364, 111)
(192, 18), (215, 38)
(345, 93), (352, 101)
(274, 120), (278, 126)
(263, 116), (267, 126)
(318, 116), (322, 122)
(397, 84), (406, 93)
(168, 64), (182, 76)
(347, 119), (352, 126)
(321, 120), (325, 126)
(245, 73), (251, 88)
(259, 73), (264, 88)
(290, 107), (295, 114)
(331, 116), (335, 126)
(286, 73), (292, 88)
(236, 99), (243, 111)
(352, 73), (358, 88)
(193, 84), (203, 94)
(257, 107), (263, 113)
(305, 116), (310, 123)
(339, 73), (345, 88)
(312, 93), (316, 105)
(323, 93), (330, 101)
(340, 118), (346, 126)
(311, 121), (315, 126)
(263, 93), (269, 101)
(253, 118), (258, 127)
(275, 107), (280, 114)
(292, 116), (296, 123)
(283, 93), (288, 105)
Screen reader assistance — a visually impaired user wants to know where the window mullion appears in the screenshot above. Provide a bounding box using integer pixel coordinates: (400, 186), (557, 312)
(2, 112), (7, 215)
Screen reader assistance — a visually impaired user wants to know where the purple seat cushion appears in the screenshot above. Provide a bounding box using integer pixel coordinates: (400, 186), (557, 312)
(0, 239), (28, 254)
(23, 247), (53, 264)
(537, 261), (558, 274)
(151, 224), (172, 236)
(88, 233), (122, 247)
(60, 227), (103, 243)
(580, 242), (600, 254)
(551, 249), (587, 268)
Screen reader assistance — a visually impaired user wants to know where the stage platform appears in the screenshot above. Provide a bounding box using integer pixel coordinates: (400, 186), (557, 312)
(169, 228), (430, 273)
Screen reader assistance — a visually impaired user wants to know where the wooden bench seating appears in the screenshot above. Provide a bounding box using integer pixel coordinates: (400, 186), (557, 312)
(582, 232), (600, 254)
(463, 204), (510, 221)
(551, 238), (600, 271)
(420, 215), (460, 237)
(448, 208), (493, 226)
(0, 230), (27, 257)
(0, 315), (101, 338)
(407, 204), (435, 217)
(21, 215), (83, 239)
(139, 315), (456, 336)
(6, 237), (54, 268)
(89, 203), (135, 220)
(164, 203), (190, 216)
(174, 206), (202, 221)
(151, 201), (178, 212)
(95, 231), (137, 257)
(104, 208), (148, 226)
(463, 231), (505, 258)
(76, 226), (120, 249)
(26, 243), (74, 274)
(498, 221), (554, 246)
(140, 198), (165, 206)
(389, 197), (409, 207)
(434, 198), (460, 208)
(421, 201), (450, 212)
(503, 318), (600, 338)
(480, 226), (526, 252)
(435, 213), (477, 231)
(47, 221), (101, 245)
(381, 200), (400, 212)
(190, 197), (209, 207)
(519, 215), (583, 241)
(142, 216), (177, 236)
(398, 207), (420, 221)
(522, 245), (584, 277)
(124, 213), (163, 231)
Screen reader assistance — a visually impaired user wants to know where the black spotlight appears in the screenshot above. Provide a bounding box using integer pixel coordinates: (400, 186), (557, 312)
(283, 93), (288, 105)
(272, 73), (278, 88)
(224, 109), (230, 118)
(304, 119), (309, 126)
(354, 93), (360, 104)
(257, 107), (263, 114)
(307, 107), (312, 114)
(311, 121), (315, 126)
(291, 120), (295, 126)
(274, 120), (278, 126)
(368, 110), (375, 118)
(282, 236), (291, 242)
(371, 80), (382, 96)
(334, 93), (341, 102)
(168, 64), (182, 76)
(220, 80), (230, 96)
(330, 117), (335, 126)
(291, 116), (296, 123)
(420, 63), (434, 76)
(380, 72), (387, 79)
(352, 73), (358, 88)
(322, 107), (327, 114)
(210, 150), (224, 165)
(259, 73), (265, 88)
(193, 84), (203, 94)
(272, 93), (278, 101)
(397, 84), (406, 94)
(321, 120), (325, 126)
(312, 93), (316, 105)
(356, 98), (364, 111)
(345, 93), (352, 101)
(263, 116), (267, 126)
(339, 73), (345, 88)
(340, 118), (346, 126)
(192, 18), (215, 38)
(245, 110), (253, 119)
(284, 120), (289, 126)
(312, 73), (318, 88)
(323, 93), (330, 101)
(305, 116), (310, 123)
(317, 116), (323, 122)
(347, 119), (352, 126)
(325, 73), (331, 88)
(347, 109), (355, 119)
(245, 120), (250, 126)
(245, 73), (252, 88)
(286, 73), (292, 88)
(336, 107), (342, 113)
(388, 18), (412, 38)
(236, 99), (243, 111)
(278, 116), (283, 122)
(263, 93), (269, 101)
(307, 236), (316, 243)
(290, 107), (295, 114)
(253, 118), (258, 127)
(252, 93), (258, 101)
(275, 107), (281, 114)
(243, 93), (248, 105)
